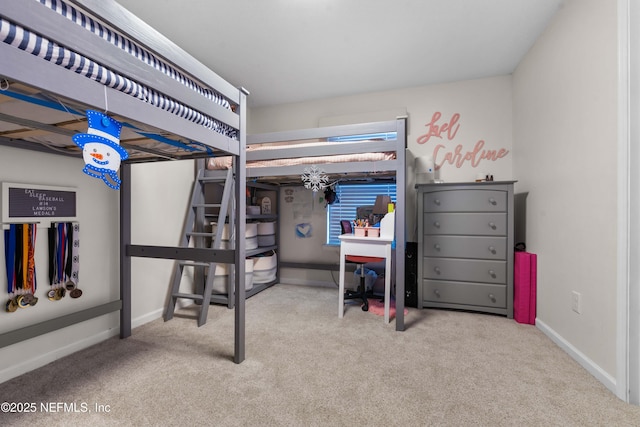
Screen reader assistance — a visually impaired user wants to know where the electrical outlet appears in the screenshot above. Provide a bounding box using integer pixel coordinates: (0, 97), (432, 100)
(571, 291), (582, 314)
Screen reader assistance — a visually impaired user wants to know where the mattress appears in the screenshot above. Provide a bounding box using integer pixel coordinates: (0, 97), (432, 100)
(0, 0), (237, 144)
(206, 141), (396, 170)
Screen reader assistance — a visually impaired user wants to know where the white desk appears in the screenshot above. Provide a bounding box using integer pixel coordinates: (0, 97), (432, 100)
(338, 234), (393, 323)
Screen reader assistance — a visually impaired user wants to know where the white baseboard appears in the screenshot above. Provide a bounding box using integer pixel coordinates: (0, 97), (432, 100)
(131, 299), (195, 328)
(536, 318), (617, 395)
(132, 308), (164, 328)
(0, 304), (176, 384)
(0, 327), (120, 384)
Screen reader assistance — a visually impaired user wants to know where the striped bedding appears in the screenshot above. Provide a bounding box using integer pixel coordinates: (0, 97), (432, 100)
(0, 0), (237, 140)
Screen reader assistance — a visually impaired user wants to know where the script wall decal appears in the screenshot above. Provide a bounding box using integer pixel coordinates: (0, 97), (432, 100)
(416, 112), (509, 169)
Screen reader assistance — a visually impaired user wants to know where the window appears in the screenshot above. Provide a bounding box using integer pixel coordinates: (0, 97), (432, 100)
(326, 182), (396, 245)
(327, 132), (397, 142)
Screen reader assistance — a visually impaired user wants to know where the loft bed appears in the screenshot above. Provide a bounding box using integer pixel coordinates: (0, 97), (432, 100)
(0, 0), (249, 363)
(206, 118), (408, 330)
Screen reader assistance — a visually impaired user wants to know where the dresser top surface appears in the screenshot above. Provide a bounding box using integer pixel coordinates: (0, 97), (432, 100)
(415, 180), (517, 190)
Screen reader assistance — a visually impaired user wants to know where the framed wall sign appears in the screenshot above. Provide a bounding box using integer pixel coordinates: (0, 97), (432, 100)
(2, 182), (77, 222)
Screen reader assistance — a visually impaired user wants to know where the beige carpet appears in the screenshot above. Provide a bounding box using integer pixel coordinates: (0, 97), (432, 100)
(1, 284), (639, 426)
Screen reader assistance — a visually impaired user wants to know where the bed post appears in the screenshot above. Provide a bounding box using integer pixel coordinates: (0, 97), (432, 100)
(395, 117), (407, 331)
(234, 88), (249, 363)
(120, 162), (132, 338)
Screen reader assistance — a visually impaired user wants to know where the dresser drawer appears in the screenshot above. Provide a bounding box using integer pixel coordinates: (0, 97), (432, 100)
(423, 257), (506, 284)
(423, 212), (507, 236)
(424, 190), (506, 213)
(422, 235), (506, 259)
(422, 279), (507, 308)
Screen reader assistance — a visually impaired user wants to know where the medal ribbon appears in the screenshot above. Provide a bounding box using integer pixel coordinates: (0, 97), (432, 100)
(57, 222), (65, 285)
(65, 223), (73, 283)
(22, 225), (28, 289)
(15, 224), (23, 291)
(27, 224), (36, 294)
(48, 224), (55, 286)
(48, 222), (79, 287)
(4, 225), (16, 294)
(4, 224), (37, 296)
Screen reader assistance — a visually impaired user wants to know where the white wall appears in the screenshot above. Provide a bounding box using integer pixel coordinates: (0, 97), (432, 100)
(129, 160), (195, 325)
(0, 0), (622, 399)
(513, 0), (619, 389)
(249, 75), (514, 285)
(0, 146), (195, 383)
(252, 0), (623, 393)
(0, 146), (120, 383)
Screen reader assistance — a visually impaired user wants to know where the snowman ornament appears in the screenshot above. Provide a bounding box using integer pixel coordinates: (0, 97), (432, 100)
(73, 110), (129, 190)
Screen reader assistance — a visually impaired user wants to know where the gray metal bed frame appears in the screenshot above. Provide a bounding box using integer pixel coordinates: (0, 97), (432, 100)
(243, 117), (408, 331)
(0, 1), (407, 369)
(0, 0), (249, 363)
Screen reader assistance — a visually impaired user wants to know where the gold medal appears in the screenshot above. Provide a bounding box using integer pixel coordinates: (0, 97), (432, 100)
(19, 294), (35, 308)
(47, 289), (57, 301)
(6, 298), (18, 312)
(55, 287), (66, 300)
(29, 295), (38, 306)
(16, 295), (29, 308)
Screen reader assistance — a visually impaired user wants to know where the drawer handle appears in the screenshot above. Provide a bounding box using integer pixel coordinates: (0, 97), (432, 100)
(434, 289), (441, 298)
(488, 269), (496, 278)
(433, 221), (441, 228)
(488, 246), (496, 254)
(434, 199), (441, 206)
(488, 293), (497, 303)
(434, 266), (441, 274)
(488, 222), (496, 230)
(489, 197), (497, 205)
(434, 244), (441, 251)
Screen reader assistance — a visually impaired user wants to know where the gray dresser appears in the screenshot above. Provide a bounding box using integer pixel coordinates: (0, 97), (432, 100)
(416, 181), (516, 317)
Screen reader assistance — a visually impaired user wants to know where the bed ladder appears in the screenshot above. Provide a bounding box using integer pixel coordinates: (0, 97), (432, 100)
(164, 167), (235, 327)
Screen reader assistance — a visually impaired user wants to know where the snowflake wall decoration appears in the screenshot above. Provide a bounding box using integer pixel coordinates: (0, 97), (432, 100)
(301, 165), (328, 192)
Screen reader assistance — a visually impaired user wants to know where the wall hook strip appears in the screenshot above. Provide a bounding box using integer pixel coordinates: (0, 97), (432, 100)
(2, 221), (41, 225)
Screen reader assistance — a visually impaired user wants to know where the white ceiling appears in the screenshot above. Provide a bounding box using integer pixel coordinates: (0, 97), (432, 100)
(115, 0), (564, 108)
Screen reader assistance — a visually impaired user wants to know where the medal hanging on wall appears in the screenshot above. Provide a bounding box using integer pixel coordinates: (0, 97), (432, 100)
(48, 222), (81, 301)
(4, 223), (38, 312)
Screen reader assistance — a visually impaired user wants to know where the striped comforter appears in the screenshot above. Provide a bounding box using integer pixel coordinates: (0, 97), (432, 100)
(0, 0), (237, 139)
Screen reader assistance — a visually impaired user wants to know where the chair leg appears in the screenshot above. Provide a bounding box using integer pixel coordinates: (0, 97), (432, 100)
(344, 264), (368, 311)
(359, 272), (368, 311)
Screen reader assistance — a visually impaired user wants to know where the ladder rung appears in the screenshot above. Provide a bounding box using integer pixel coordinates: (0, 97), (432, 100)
(173, 293), (204, 301)
(192, 203), (221, 208)
(165, 167), (233, 327)
(199, 175), (229, 182)
(179, 261), (211, 267)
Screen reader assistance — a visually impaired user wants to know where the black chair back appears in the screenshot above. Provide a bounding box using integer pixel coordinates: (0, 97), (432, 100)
(340, 220), (352, 235)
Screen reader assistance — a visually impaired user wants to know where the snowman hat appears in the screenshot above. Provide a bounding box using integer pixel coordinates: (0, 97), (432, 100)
(73, 110), (129, 160)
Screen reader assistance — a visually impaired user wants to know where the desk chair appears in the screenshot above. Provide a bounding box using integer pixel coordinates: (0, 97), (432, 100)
(340, 220), (385, 312)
